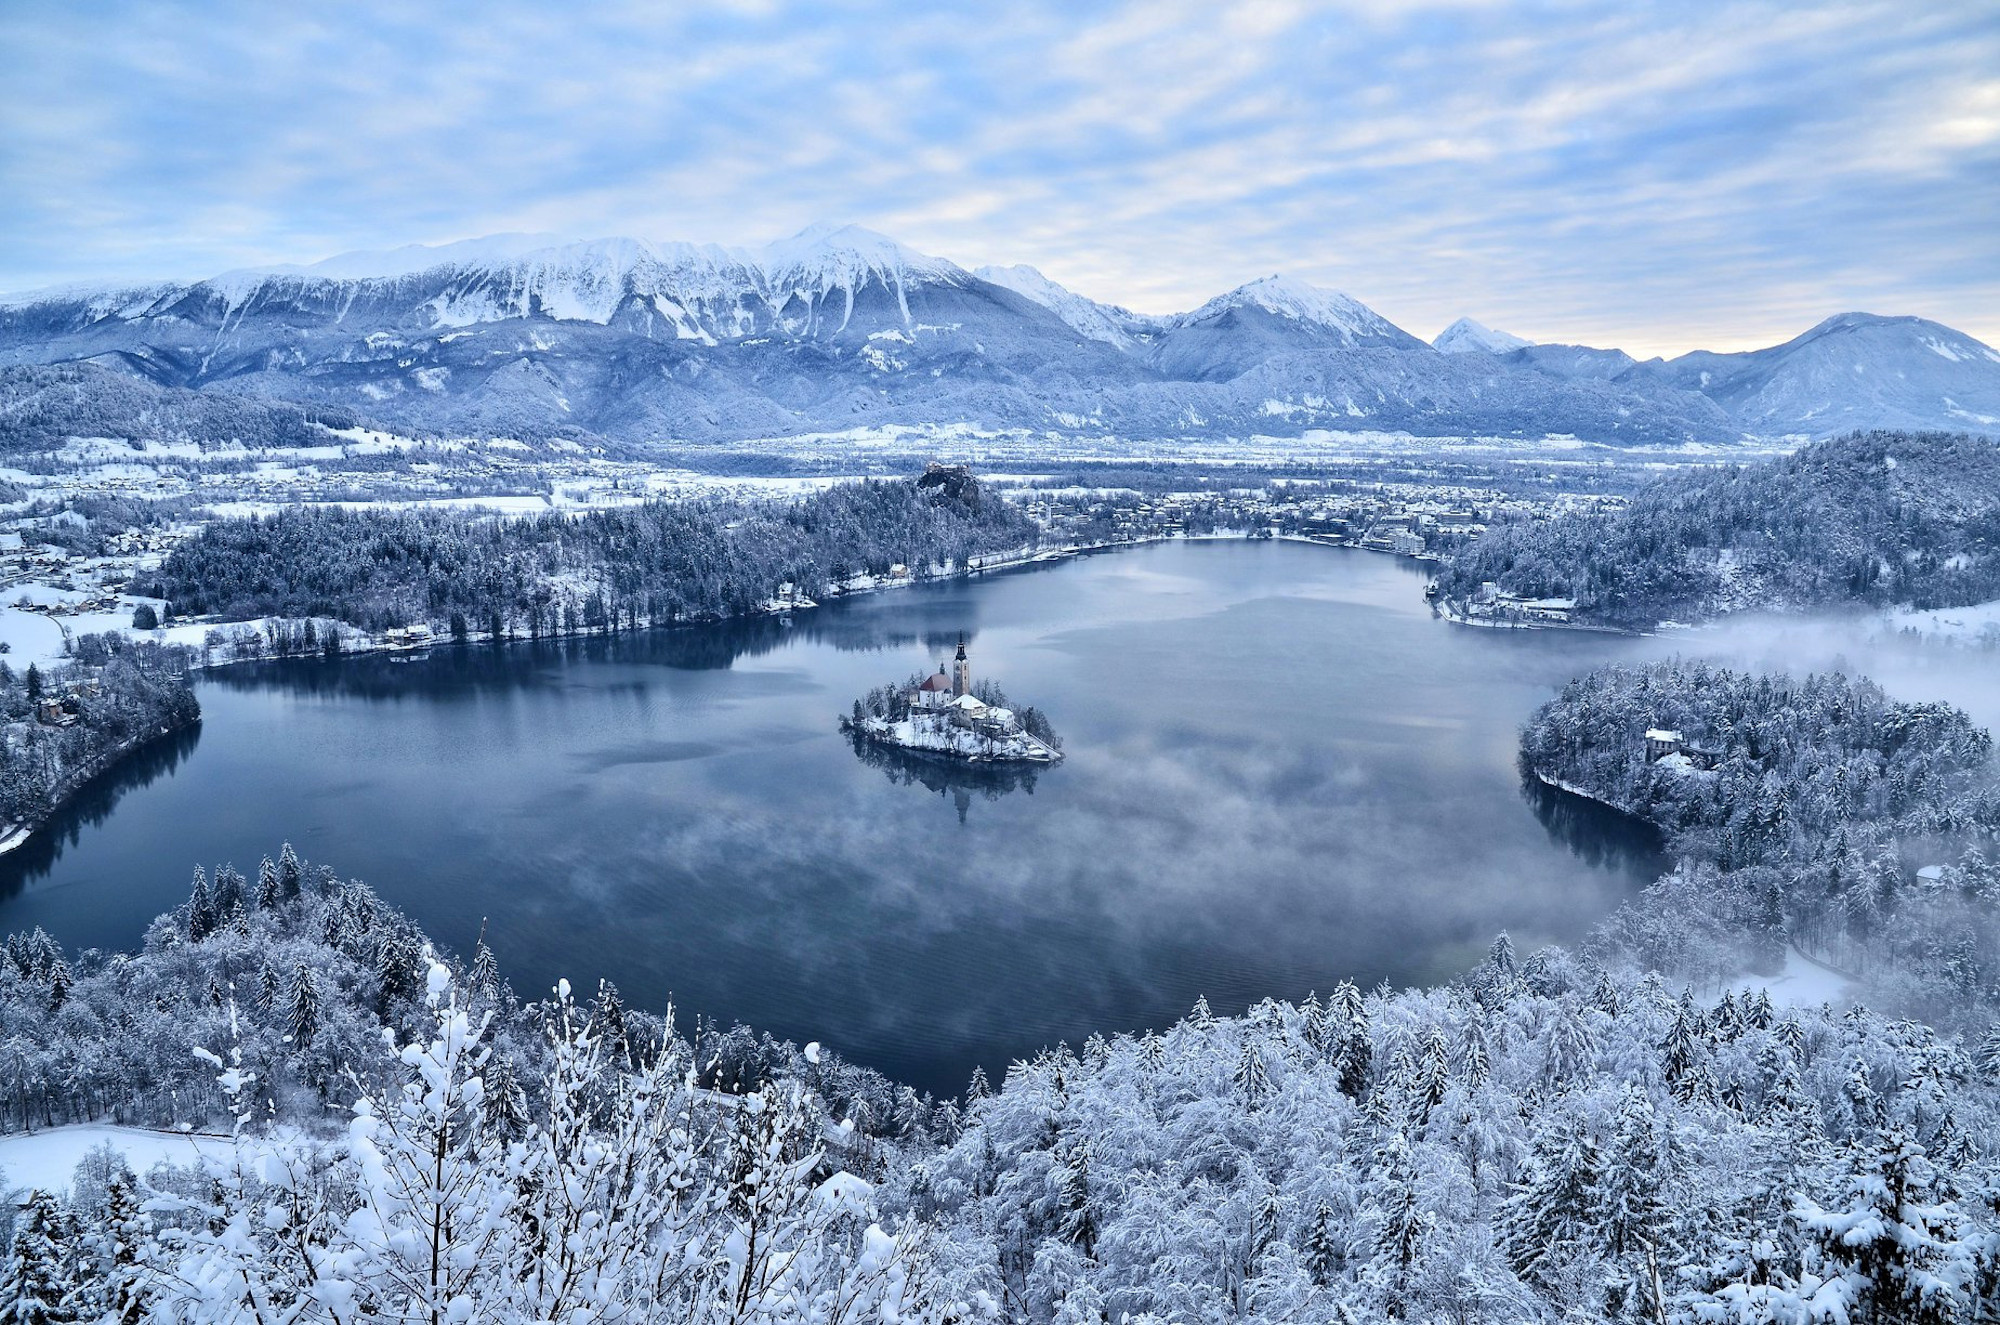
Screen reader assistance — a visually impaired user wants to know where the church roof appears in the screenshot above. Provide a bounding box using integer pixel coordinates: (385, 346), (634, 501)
(918, 672), (952, 692)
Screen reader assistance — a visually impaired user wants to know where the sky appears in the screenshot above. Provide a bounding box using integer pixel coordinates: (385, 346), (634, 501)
(1, 0), (1996, 357)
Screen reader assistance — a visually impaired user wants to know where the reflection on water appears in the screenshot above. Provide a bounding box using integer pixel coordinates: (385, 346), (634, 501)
(201, 609), (1003, 703)
(0, 725), (203, 905)
(0, 541), (1690, 1097)
(848, 733), (1048, 822)
(1521, 774), (1666, 880)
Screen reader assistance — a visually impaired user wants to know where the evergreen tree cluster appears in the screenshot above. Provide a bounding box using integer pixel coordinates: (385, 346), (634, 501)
(2, 852), (1998, 1320)
(1434, 431), (2000, 627)
(900, 957), (2000, 1324)
(0, 845), (953, 1146)
(139, 472), (1039, 633)
(1524, 661), (2000, 1031)
(0, 363), (374, 454)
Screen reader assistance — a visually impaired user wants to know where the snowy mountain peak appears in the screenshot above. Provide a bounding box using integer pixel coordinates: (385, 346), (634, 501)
(1786, 312), (2000, 363)
(757, 223), (962, 292)
(972, 263), (1153, 347)
(1433, 317), (1532, 354)
(1176, 274), (1409, 345)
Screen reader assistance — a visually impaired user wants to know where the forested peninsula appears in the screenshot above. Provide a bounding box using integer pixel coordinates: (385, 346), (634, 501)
(1526, 661), (2000, 1030)
(0, 636), (198, 851)
(139, 466), (1037, 638)
(1434, 431), (2000, 629)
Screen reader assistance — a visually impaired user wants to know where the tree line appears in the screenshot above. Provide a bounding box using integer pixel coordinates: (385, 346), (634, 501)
(3, 853), (1997, 1322)
(139, 468), (1040, 636)
(1523, 660), (2000, 1031)
(1434, 430), (2000, 627)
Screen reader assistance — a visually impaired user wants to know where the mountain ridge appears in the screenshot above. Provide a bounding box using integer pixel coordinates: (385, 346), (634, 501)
(2, 226), (1995, 449)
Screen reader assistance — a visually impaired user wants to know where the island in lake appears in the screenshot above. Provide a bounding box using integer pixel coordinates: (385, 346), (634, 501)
(842, 635), (1063, 763)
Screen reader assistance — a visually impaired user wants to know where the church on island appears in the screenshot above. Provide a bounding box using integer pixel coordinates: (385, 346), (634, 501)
(843, 636), (1063, 764)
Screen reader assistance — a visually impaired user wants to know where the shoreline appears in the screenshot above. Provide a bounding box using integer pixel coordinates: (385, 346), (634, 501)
(0, 712), (203, 859)
(1530, 767), (1648, 821)
(841, 715), (1064, 765)
(168, 528), (1365, 675)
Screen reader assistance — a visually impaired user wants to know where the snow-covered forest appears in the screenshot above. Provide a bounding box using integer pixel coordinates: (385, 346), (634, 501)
(1434, 431), (2000, 627)
(3, 841), (1998, 1322)
(1528, 661), (2000, 1031)
(0, 635), (198, 839)
(139, 468), (1037, 634)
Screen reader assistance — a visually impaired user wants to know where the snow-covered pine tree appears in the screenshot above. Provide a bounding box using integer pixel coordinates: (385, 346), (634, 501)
(1792, 1129), (1994, 1325)
(278, 842), (303, 899)
(0, 1191), (71, 1325)
(1330, 982), (1371, 1100)
(1500, 1116), (1602, 1298)
(98, 1177), (151, 1325)
(184, 867), (214, 942)
(1235, 1036), (1273, 1106)
(285, 960), (319, 1047)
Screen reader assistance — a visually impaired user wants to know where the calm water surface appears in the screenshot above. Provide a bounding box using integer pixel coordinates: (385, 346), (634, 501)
(0, 541), (1669, 1095)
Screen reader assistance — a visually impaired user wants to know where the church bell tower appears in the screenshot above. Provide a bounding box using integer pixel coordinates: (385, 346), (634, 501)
(952, 634), (971, 697)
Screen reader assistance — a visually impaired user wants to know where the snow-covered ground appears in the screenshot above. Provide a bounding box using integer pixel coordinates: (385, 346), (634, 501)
(0, 1124), (252, 1196)
(1879, 599), (2000, 647)
(1731, 946), (1851, 1008)
(855, 712), (1062, 763)
(0, 606), (72, 667)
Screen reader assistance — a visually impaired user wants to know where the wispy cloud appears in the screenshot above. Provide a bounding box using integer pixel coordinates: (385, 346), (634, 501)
(2, 0), (1995, 355)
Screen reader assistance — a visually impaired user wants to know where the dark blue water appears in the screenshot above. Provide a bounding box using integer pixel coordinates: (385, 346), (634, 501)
(0, 541), (1663, 1096)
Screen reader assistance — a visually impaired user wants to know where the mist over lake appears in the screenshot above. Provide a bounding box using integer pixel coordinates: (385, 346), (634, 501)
(17, 539), (1965, 1096)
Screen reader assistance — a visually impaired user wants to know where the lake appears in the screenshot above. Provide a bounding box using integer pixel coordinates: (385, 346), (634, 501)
(0, 540), (1668, 1097)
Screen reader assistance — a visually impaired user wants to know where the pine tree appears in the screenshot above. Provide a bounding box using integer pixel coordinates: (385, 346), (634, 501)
(1306, 1199), (1345, 1285)
(1365, 1130), (1429, 1315)
(470, 936), (501, 1003)
(1976, 1022), (2000, 1081)
(99, 1177), (151, 1325)
(1599, 1085), (1672, 1265)
(1234, 1036), (1273, 1106)
(185, 866), (214, 942)
(285, 961), (320, 1048)
(1407, 1026), (1450, 1131)
(256, 857), (281, 909)
(481, 1049), (532, 1142)
(1331, 981), (1372, 1100)
(278, 842), (302, 899)
(1501, 1117), (1602, 1296)
(44, 958), (70, 1012)
(0, 1191), (72, 1325)
(594, 980), (630, 1065)
(1190, 995), (1215, 1030)
(1795, 1129), (1993, 1325)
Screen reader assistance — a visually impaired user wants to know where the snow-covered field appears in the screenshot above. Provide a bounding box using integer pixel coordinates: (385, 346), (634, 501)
(1880, 599), (2000, 646)
(1731, 946), (1851, 1008)
(0, 606), (72, 667)
(0, 1124), (249, 1196)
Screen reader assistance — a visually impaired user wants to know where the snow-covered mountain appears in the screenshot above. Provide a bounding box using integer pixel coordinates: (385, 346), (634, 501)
(1, 227), (1994, 448)
(1432, 317), (1531, 354)
(1625, 313), (2000, 436)
(971, 263), (1158, 351)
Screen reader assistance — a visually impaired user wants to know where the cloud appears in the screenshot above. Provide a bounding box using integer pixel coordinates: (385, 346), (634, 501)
(1, 0), (1995, 354)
